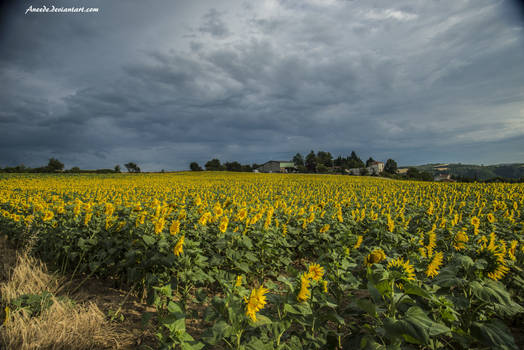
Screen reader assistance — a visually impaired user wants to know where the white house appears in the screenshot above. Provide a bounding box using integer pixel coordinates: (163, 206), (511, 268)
(346, 161), (384, 175)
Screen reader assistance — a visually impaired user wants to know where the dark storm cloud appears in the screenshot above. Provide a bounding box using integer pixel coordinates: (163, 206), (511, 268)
(1, 0), (524, 170)
(199, 9), (230, 38)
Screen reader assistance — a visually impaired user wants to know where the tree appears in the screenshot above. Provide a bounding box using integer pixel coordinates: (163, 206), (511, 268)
(366, 157), (376, 167)
(241, 164), (253, 172)
(406, 167), (420, 178)
(225, 161), (242, 172)
(334, 156), (344, 167)
(305, 151), (317, 173)
(190, 162), (203, 171)
(124, 162), (141, 173)
(384, 159), (398, 174)
(205, 159), (223, 171)
(360, 167), (368, 176)
(47, 158), (64, 172)
(317, 151), (333, 167)
(114, 165), (121, 173)
(293, 153), (304, 167)
(317, 164), (328, 173)
(347, 151), (365, 169)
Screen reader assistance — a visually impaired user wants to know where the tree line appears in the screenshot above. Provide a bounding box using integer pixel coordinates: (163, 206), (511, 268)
(290, 150), (398, 174)
(0, 158), (142, 174)
(189, 159), (257, 172)
(190, 150), (399, 175)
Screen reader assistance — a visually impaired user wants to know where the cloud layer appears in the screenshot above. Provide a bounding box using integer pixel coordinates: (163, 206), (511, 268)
(1, 0), (524, 170)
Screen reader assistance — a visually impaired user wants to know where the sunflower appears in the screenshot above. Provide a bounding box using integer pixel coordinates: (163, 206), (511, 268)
(508, 240), (518, 261)
(42, 211), (54, 222)
(387, 257), (416, 281)
(322, 280), (328, 293)
(307, 264), (325, 281)
(219, 216), (229, 233)
(154, 217), (165, 234)
(487, 213), (495, 223)
(236, 208), (248, 221)
(235, 275), (242, 287)
(453, 229), (469, 251)
(213, 203), (223, 217)
(353, 236), (363, 249)
(244, 285), (268, 322)
(387, 214), (395, 232)
(319, 224), (330, 233)
(297, 273), (311, 302)
(170, 220), (180, 235)
(173, 235), (185, 256)
(471, 216), (480, 227)
(198, 212), (210, 226)
(177, 209), (187, 220)
(477, 244), (509, 281)
(426, 252), (444, 278)
(364, 249), (386, 266)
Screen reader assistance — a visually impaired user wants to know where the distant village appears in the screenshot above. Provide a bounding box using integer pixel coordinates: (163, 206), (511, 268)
(253, 159), (455, 182)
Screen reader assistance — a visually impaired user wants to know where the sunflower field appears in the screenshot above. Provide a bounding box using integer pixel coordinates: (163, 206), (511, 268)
(0, 172), (523, 349)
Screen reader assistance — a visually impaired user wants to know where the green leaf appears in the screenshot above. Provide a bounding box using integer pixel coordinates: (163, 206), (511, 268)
(405, 306), (450, 337)
(234, 261), (250, 273)
(250, 314), (272, 328)
(357, 298), (377, 317)
(202, 320), (232, 345)
(384, 306), (450, 345)
(143, 235), (156, 246)
(456, 254), (474, 270)
(403, 283), (430, 299)
(471, 319), (518, 350)
(181, 342), (205, 350)
(167, 301), (185, 318)
(245, 337), (274, 350)
(277, 275), (294, 292)
(470, 280), (524, 316)
(162, 315), (186, 333)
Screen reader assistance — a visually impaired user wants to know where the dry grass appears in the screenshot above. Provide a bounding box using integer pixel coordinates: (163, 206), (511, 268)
(1, 299), (125, 350)
(0, 237), (133, 349)
(0, 254), (61, 303)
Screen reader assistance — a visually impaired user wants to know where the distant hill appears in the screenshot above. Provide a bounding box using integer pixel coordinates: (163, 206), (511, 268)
(399, 163), (524, 181)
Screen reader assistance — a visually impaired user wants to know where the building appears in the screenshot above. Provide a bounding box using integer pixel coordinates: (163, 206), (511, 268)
(434, 173), (455, 182)
(256, 160), (296, 173)
(368, 161), (384, 175)
(346, 161), (384, 176)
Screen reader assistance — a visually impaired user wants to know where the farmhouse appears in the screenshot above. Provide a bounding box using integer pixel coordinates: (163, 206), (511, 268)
(256, 160), (296, 173)
(434, 173), (455, 182)
(346, 161), (385, 175)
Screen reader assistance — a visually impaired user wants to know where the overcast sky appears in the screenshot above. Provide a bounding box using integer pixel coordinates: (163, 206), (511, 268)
(1, 0), (524, 170)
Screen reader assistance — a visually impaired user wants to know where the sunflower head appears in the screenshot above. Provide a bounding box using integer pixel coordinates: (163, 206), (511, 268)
(173, 235), (185, 257)
(426, 251), (444, 278)
(387, 257), (416, 281)
(477, 244), (509, 281)
(364, 249), (386, 266)
(244, 285), (268, 322)
(297, 273), (311, 302)
(307, 264), (325, 281)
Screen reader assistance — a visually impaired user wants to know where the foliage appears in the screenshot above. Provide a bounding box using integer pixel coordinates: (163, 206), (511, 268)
(1, 172), (523, 349)
(385, 159), (398, 174)
(190, 162), (203, 171)
(124, 162), (141, 173)
(305, 151), (317, 172)
(293, 153), (304, 167)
